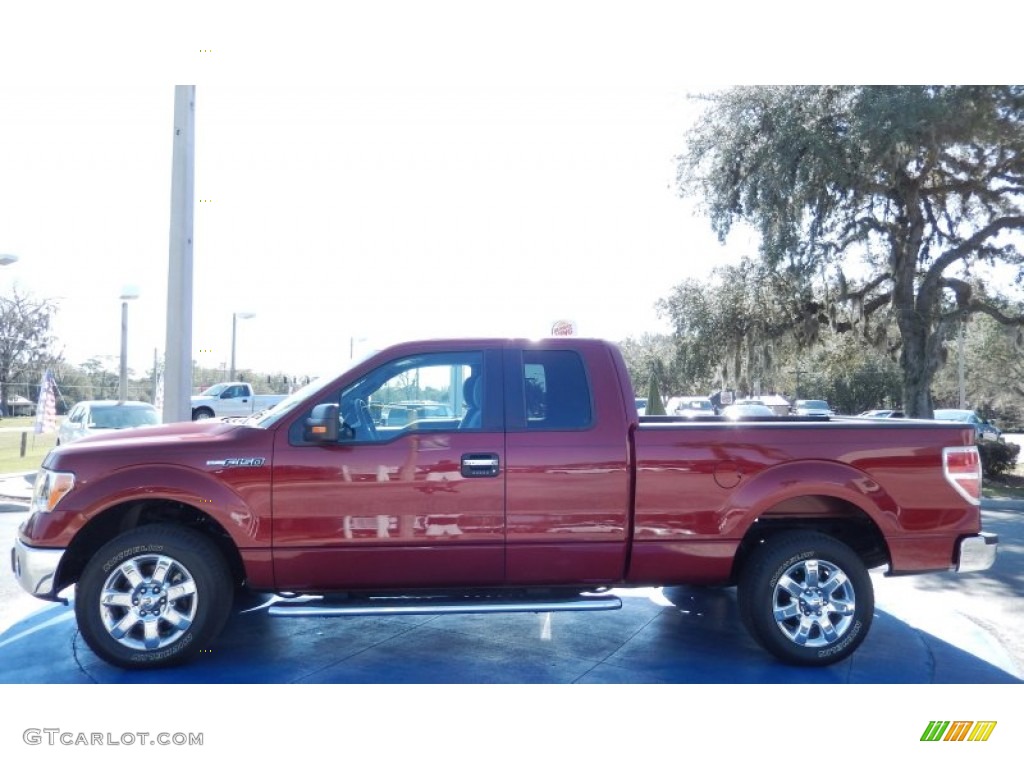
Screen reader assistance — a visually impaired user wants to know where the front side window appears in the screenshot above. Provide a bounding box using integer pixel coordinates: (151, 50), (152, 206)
(291, 351), (484, 444)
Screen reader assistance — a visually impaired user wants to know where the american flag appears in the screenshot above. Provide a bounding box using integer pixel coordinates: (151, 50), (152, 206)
(33, 370), (58, 434)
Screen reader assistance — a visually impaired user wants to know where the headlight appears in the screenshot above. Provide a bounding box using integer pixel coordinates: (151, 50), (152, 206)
(30, 470), (75, 513)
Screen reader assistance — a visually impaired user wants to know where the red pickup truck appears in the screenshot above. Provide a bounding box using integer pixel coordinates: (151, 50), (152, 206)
(12, 337), (997, 670)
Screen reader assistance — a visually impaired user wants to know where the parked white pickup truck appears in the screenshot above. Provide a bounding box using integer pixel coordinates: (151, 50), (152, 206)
(190, 382), (287, 421)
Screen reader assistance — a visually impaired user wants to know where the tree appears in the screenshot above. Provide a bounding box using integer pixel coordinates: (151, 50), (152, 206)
(618, 333), (687, 398)
(0, 287), (61, 415)
(677, 86), (1024, 417)
(931, 308), (1024, 417)
(658, 257), (814, 395)
(645, 374), (666, 415)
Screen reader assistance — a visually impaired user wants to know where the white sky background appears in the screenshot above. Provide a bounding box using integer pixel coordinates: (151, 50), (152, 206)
(4, 0), (984, 383)
(0, 3), (778, 383)
(1, 83), (748, 380)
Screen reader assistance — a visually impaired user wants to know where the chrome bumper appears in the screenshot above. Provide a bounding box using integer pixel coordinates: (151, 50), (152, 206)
(956, 532), (998, 573)
(10, 538), (66, 600)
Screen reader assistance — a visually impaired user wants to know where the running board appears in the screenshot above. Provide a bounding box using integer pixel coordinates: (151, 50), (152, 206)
(267, 593), (622, 618)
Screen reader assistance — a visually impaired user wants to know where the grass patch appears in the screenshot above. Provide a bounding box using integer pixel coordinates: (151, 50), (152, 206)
(0, 418), (58, 474)
(983, 472), (1024, 501)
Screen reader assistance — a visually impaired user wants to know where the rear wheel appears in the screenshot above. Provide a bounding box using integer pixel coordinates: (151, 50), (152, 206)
(75, 525), (233, 669)
(738, 532), (873, 666)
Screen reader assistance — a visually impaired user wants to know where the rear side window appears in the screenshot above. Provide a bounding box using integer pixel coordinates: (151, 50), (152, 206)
(521, 350), (592, 430)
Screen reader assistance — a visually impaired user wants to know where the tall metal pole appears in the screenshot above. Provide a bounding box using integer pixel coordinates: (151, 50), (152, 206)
(119, 300), (129, 402)
(230, 312), (238, 380)
(958, 319), (966, 408)
(163, 86), (196, 423)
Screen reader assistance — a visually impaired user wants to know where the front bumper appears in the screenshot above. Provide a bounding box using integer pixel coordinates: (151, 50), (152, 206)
(10, 538), (66, 601)
(955, 532), (998, 573)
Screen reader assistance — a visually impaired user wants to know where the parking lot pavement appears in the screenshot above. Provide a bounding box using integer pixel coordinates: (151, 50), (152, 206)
(0, 579), (1019, 684)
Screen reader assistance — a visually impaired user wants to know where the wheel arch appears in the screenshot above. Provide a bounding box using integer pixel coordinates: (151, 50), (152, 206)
(729, 493), (891, 585)
(55, 499), (247, 594)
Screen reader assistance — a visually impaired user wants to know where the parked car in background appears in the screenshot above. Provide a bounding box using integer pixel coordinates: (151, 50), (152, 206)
(793, 399), (833, 416)
(933, 409), (1002, 442)
(190, 382), (288, 421)
(721, 401), (776, 419)
(379, 401), (454, 428)
(56, 401), (161, 446)
(857, 409), (905, 418)
(635, 397), (648, 416)
(671, 396), (715, 418)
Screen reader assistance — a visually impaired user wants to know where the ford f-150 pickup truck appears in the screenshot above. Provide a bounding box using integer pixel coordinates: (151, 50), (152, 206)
(190, 381), (287, 421)
(11, 337), (997, 669)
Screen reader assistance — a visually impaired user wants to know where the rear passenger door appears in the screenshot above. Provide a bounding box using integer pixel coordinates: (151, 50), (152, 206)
(502, 344), (631, 585)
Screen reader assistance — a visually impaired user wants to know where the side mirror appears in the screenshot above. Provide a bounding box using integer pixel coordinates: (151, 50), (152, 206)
(304, 403), (340, 442)
(221, 391), (233, 399)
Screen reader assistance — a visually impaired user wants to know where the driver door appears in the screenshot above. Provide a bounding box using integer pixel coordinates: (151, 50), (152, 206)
(271, 348), (505, 591)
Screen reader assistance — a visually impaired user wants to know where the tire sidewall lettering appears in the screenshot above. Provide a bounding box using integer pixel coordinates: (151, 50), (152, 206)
(102, 544), (166, 574)
(817, 620), (863, 658)
(769, 549), (816, 589)
(129, 632), (193, 663)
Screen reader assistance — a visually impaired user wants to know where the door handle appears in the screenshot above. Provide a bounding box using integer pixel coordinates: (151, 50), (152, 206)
(461, 453), (500, 478)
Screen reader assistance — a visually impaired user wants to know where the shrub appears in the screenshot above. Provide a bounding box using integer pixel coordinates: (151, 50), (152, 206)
(977, 440), (1020, 479)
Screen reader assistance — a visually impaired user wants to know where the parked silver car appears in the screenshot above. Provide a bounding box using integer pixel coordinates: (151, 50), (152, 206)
(722, 401), (776, 419)
(793, 399), (833, 416)
(57, 400), (161, 446)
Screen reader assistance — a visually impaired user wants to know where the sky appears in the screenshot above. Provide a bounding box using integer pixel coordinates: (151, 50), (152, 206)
(1, 83), (752, 382)
(3, 1), (997, 385)
(0, 4), (744, 384)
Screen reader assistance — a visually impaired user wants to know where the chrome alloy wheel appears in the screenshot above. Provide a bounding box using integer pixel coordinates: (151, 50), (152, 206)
(772, 557), (856, 647)
(98, 554), (199, 651)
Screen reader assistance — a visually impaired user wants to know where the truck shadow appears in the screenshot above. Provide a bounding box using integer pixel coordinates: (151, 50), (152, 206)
(0, 586), (1019, 684)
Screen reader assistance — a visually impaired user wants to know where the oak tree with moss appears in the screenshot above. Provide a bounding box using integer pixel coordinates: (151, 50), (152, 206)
(677, 86), (1024, 417)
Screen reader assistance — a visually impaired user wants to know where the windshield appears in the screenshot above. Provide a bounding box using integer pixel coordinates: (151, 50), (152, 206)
(799, 400), (830, 410)
(90, 405), (160, 429)
(250, 360), (363, 429)
(200, 384), (228, 397)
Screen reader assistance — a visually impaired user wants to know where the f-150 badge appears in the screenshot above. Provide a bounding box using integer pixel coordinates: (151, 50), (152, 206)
(206, 457), (266, 468)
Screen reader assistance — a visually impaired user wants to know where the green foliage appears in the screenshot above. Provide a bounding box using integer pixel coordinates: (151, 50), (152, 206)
(977, 440), (1020, 480)
(645, 376), (666, 415)
(677, 86), (1024, 418)
(932, 312), (1024, 415)
(0, 287), (61, 413)
(619, 334), (692, 400)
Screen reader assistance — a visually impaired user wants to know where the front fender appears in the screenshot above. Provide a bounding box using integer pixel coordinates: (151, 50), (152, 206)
(24, 463), (269, 549)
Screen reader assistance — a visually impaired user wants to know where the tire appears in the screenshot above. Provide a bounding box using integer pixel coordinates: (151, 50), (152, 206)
(193, 408), (214, 421)
(75, 525), (233, 669)
(737, 532), (873, 666)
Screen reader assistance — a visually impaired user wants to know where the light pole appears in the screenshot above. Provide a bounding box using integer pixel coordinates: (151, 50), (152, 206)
(119, 286), (140, 402)
(0, 254), (18, 416)
(230, 312), (255, 380)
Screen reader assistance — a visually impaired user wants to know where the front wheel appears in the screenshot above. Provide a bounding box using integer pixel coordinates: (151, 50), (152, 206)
(75, 525), (233, 669)
(737, 532), (873, 666)
(192, 408), (214, 421)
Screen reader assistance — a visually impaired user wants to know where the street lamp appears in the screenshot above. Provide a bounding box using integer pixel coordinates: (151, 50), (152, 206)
(119, 286), (140, 402)
(230, 312), (256, 380)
